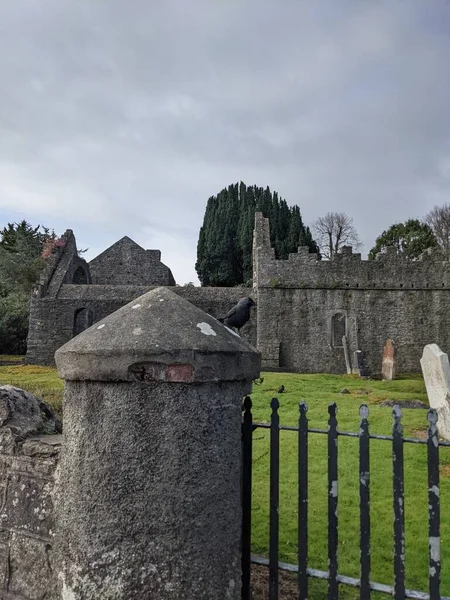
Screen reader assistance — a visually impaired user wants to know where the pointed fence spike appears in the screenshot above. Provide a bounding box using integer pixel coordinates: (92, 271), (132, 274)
(299, 400), (308, 414)
(393, 404), (403, 421)
(328, 402), (338, 417)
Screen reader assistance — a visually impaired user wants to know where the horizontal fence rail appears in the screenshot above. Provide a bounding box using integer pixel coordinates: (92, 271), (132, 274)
(241, 398), (449, 600)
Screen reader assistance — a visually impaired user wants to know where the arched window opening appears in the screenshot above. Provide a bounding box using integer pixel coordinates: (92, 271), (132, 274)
(73, 308), (93, 337)
(73, 266), (88, 284)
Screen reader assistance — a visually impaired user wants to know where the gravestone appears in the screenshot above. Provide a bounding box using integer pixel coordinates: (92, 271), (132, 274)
(354, 350), (370, 377)
(381, 338), (397, 380)
(420, 344), (450, 440)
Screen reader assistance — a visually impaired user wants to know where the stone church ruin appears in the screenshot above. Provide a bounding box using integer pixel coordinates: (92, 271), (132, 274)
(26, 213), (450, 374)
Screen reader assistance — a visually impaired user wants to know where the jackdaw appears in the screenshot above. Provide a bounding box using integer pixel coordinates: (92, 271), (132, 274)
(218, 297), (255, 331)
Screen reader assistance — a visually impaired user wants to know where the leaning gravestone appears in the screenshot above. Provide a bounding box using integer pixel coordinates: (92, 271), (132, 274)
(420, 344), (450, 440)
(342, 336), (352, 374)
(381, 338), (397, 381)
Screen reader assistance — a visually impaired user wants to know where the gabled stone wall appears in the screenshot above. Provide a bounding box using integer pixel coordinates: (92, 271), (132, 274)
(89, 237), (175, 286)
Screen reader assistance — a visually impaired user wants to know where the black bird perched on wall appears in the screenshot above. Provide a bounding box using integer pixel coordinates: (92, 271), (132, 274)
(218, 297), (255, 332)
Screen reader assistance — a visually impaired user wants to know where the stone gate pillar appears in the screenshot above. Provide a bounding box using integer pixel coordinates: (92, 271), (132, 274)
(55, 286), (260, 600)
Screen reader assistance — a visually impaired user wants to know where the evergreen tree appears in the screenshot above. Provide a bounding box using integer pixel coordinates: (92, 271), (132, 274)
(195, 182), (319, 286)
(0, 221), (55, 354)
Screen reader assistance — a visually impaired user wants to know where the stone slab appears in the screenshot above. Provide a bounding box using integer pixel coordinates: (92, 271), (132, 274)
(382, 338), (397, 380)
(420, 344), (450, 440)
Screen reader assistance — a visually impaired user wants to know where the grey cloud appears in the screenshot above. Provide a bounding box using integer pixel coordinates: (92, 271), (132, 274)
(0, 0), (449, 282)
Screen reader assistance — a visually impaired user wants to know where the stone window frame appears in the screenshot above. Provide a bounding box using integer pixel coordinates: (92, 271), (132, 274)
(329, 310), (349, 349)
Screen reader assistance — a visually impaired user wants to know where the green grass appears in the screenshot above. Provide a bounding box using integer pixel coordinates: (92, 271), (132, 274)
(0, 362), (447, 598)
(0, 362), (63, 416)
(250, 372), (450, 598)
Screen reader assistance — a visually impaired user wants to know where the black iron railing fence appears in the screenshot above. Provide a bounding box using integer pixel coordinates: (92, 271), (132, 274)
(241, 397), (450, 600)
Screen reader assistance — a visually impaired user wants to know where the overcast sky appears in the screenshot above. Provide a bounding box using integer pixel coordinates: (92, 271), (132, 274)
(0, 0), (449, 284)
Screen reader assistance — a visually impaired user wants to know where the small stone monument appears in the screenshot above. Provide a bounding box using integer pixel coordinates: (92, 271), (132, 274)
(381, 338), (397, 381)
(354, 350), (369, 377)
(55, 286), (260, 599)
(420, 344), (450, 440)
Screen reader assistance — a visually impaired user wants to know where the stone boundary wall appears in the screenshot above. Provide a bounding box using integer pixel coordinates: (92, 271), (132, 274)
(0, 435), (61, 599)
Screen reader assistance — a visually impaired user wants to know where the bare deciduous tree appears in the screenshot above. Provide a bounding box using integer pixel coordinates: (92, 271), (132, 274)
(425, 203), (450, 256)
(312, 212), (362, 259)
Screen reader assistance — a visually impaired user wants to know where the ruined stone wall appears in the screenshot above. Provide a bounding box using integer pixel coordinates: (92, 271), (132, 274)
(255, 241), (450, 291)
(254, 213), (450, 374)
(89, 238), (176, 286)
(0, 387), (62, 600)
(26, 287), (150, 365)
(26, 285), (257, 365)
(257, 287), (450, 374)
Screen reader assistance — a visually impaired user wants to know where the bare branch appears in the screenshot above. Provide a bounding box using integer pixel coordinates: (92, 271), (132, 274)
(312, 212), (362, 259)
(425, 203), (450, 256)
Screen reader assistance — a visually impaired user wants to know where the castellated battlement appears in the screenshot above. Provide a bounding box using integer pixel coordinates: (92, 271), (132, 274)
(253, 213), (450, 290)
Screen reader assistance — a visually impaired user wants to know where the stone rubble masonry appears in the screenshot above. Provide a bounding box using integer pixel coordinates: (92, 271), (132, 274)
(420, 344), (450, 440)
(0, 386), (62, 600)
(253, 213), (450, 375)
(88, 236), (175, 286)
(26, 231), (256, 366)
(55, 286), (260, 599)
(26, 285), (256, 366)
(27, 211), (449, 375)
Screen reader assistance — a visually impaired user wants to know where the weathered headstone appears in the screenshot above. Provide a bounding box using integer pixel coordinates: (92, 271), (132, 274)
(420, 344), (450, 440)
(354, 350), (370, 377)
(55, 286), (260, 599)
(381, 338), (397, 381)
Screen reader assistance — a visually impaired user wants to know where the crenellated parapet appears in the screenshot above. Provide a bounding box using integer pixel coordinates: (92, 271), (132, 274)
(253, 213), (450, 290)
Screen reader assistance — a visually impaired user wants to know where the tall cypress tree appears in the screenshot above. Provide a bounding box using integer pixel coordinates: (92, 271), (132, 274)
(195, 182), (319, 286)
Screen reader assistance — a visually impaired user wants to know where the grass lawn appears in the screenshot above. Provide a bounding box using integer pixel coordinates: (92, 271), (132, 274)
(0, 361), (447, 598)
(250, 371), (450, 599)
(0, 362), (63, 416)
